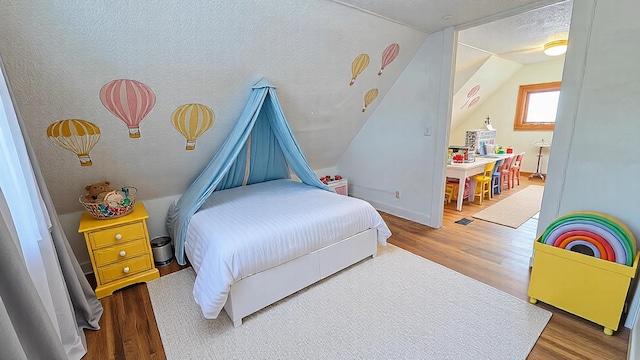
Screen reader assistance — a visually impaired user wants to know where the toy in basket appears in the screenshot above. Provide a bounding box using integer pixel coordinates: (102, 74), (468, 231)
(79, 186), (137, 220)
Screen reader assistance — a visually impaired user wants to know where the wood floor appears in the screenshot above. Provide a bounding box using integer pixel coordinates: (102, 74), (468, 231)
(83, 176), (630, 359)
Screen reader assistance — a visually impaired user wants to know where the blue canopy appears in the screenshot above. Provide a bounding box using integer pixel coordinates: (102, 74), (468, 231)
(166, 78), (328, 265)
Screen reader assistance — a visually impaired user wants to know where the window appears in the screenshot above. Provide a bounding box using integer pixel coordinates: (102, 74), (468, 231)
(513, 81), (561, 131)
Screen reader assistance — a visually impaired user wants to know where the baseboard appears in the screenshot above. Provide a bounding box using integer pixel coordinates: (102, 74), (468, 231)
(520, 171), (546, 178)
(629, 323), (639, 359)
(351, 195), (431, 226)
(80, 261), (93, 275)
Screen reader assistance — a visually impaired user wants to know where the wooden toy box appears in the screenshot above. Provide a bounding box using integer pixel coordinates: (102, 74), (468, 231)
(528, 241), (639, 335)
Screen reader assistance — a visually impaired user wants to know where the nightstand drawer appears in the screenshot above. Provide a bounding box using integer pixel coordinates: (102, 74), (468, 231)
(97, 255), (153, 284)
(93, 239), (150, 267)
(89, 222), (146, 249)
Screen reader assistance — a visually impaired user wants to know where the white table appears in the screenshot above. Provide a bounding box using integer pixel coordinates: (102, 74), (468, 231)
(446, 157), (498, 211)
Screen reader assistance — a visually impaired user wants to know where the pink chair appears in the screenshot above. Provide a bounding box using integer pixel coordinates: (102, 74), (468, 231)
(500, 156), (514, 190)
(509, 152), (525, 187)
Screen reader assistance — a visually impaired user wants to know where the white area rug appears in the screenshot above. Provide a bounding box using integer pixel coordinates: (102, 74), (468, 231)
(473, 185), (545, 228)
(147, 244), (551, 360)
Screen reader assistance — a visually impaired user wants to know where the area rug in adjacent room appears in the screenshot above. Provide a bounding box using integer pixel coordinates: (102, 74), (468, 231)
(147, 244), (551, 359)
(473, 185), (545, 228)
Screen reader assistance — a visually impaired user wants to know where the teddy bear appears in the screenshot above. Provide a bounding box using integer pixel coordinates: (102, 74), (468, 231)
(84, 181), (112, 203)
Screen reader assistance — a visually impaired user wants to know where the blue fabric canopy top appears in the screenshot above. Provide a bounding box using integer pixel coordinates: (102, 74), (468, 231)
(166, 78), (328, 265)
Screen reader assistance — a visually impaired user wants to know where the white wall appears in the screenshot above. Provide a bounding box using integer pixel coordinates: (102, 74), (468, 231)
(451, 57), (565, 173)
(0, 1), (427, 216)
(337, 28), (455, 227)
(450, 55), (523, 131)
(538, 0), (640, 329)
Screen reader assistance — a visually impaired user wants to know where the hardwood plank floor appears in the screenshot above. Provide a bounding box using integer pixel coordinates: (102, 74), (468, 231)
(83, 176), (629, 359)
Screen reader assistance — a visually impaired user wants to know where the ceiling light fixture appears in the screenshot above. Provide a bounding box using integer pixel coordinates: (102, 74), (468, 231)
(543, 40), (568, 56)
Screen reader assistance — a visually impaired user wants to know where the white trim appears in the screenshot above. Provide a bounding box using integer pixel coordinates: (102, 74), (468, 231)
(535, 0), (596, 240)
(354, 196), (430, 226)
(429, 27), (456, 229)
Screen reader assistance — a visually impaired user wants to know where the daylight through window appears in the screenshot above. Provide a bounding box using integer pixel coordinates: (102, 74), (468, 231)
(514, 81), (561, 131)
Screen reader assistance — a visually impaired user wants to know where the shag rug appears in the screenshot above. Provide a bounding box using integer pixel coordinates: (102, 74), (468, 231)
(147, 244), (551, 360)
(473, 185), (545, 228)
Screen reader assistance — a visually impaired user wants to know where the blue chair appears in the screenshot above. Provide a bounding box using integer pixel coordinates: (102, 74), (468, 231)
(491, 159), (504, 197)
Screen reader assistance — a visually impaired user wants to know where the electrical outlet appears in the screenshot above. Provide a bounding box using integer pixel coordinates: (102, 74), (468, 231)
(424, 126), (432, 136)
(395, 191), (400, 199)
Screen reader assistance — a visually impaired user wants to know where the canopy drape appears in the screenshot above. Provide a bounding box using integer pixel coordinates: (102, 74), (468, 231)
(166, 78), (327, 265)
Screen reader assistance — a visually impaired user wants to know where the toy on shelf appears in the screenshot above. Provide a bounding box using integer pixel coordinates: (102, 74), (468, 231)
(320, 175), (342, 185)
(528, 211), (638, 335)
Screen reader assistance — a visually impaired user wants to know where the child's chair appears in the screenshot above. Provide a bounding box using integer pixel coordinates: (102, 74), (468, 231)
(444, 183), (456, 203)
(491, 159), (504, 197)
(509, 152), (525, 187)
(473, 162), (495, 205)
(500, 156), (514, 190)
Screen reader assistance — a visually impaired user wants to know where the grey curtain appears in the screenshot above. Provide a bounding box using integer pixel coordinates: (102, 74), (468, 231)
(0, 200), (69, 360)
(0, 57), (102, 358)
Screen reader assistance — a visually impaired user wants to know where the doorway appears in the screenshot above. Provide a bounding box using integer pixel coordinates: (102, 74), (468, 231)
(441, 1), (572, 227)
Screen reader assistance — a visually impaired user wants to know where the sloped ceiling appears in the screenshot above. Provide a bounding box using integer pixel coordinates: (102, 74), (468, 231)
(0, 0), (428, 214)
(0, 0), (572, 215)
(451, 56), (523, 130)
(331, 0), (564, 33)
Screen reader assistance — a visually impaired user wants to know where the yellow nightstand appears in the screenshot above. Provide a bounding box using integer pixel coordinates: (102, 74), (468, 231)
(78, 202), (159, 298)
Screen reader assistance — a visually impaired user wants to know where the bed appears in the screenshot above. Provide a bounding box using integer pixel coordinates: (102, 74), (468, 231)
(183, 179), (391, 326)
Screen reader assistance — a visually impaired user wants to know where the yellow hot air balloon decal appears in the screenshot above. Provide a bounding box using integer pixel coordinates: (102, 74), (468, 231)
(171, 103), (215, 150)
(350, 53), (370, 86)
(362, 88), (379, 112)
(46, 119), (100, 166)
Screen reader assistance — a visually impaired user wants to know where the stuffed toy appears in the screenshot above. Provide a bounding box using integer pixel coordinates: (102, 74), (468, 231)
(84, 181), (112, 203)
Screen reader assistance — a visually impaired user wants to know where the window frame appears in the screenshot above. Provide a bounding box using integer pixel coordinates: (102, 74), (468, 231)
(513, 81), (561, 131)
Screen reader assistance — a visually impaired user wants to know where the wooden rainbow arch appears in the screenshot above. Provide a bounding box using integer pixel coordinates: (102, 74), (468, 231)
(539, 211), (636, 266)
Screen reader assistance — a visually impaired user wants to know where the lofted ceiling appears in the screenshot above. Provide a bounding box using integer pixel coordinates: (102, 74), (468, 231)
(1, 0), (573, 215)
(333, 0), (573, 68)
(333, 0), (573, 131)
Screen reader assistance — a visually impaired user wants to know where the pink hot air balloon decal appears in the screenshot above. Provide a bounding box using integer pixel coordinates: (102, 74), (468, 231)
(100, 79), (156, 138)
(460, 84), (481, 109)
(468, 96), (480, 108)
(378, 43), (400, 76)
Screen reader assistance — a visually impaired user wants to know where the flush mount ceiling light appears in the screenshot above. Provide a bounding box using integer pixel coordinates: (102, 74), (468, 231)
(543, 40), (568, 56)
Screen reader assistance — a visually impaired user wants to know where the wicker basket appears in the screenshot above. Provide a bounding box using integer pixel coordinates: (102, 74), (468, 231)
(79, 187), (137, 220)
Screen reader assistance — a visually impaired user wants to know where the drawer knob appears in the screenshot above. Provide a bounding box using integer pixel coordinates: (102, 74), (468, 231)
(123, 266), (130, 274)
(119, 250), (126, 257)
(115, 234), (122, 240)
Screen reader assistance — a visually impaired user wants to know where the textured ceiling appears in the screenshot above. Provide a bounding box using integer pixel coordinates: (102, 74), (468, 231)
(334, 0), (573, 130)
(333, 0), (573, 65)
(458, 0), (572, 65)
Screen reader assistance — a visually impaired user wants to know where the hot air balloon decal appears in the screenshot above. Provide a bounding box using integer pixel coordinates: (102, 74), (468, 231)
(350, 53), (370, 86)
(171, 103), (215, 150)
(46, 119), (100, 166)
(460, 84), (481, 109)
(378, 43), (400, 76)
(362, 88), (379, 112)
(99, 79), (156, 138)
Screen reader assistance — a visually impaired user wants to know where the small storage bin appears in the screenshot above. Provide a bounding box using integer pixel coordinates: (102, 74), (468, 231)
(528, 241), (639, 334)
(150, 236), (174, 266)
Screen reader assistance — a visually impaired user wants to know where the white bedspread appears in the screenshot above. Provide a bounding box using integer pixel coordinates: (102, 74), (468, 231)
(185, 179), (391, 319)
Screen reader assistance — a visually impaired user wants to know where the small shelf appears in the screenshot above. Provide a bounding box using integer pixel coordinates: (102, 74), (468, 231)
(326, 179), (348, 196)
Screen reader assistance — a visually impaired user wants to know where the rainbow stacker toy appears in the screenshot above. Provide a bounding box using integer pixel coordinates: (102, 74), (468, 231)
(528, 211), (638, 335)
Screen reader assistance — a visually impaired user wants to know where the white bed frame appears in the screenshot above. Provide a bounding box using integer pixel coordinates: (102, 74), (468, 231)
(223, 228), (378, 327)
